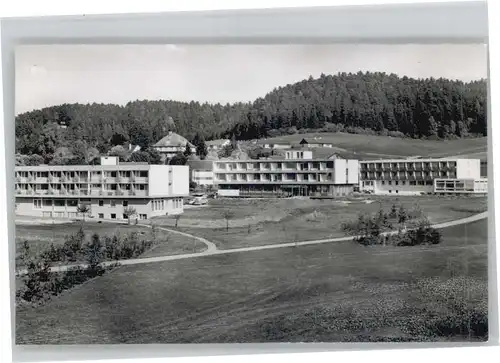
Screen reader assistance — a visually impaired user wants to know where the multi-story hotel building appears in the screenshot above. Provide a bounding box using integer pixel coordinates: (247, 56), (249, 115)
(359, 158), (485, 195)
(213, 150), (359, 197)
(15, 156), (189, 220)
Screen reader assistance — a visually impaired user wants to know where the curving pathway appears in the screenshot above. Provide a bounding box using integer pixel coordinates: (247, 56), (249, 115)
(16, 211), (488, 275)
(137, 222), (218, 253)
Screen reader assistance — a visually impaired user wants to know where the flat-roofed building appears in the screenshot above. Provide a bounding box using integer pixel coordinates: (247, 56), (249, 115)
(359, 158), (482, 195)
(15, 156), (189, 220)
(213, 150), (359, 197)
(434, 178), (487, 194)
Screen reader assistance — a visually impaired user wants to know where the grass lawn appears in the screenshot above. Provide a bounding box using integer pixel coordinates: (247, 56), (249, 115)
(16, 218), (488, 344)
(154, 196), (488, 250)
(15, 221), (205, 267)
(253, 132), (487, 160)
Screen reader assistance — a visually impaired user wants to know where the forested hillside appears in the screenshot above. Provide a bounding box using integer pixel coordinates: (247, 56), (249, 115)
(16, 72), (487, 164)
(228, 72), (487, 140)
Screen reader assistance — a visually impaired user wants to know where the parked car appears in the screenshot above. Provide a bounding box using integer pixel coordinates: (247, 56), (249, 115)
(190, 193), (208, 205)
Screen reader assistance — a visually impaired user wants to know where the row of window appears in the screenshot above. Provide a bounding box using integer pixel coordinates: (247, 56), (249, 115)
(40, 211), (148, 220)
(17, 171), (149, 178)
(151, 198), (183, 211)
(33, 199), (80, 208)
(361, 171), (450, 178)
(215, 173), (335, 181)
(152, 199), (166, 211)
(17, 184), (148, 191)
(216, 161), (335, 170)
(361, 161), (456, 170)
(33, 199), (129, 208)
(361, 180), (433, 187)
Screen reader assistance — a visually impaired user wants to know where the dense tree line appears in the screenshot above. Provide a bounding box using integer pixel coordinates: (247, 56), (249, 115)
(228, 72), (487, 140)
(16, 72), (487, 160)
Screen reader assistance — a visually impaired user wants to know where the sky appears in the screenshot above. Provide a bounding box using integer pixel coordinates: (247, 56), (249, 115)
(15, 44), (488, 115)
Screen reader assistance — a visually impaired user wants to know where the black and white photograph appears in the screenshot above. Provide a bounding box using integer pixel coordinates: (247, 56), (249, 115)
(14, 44), (489, 344)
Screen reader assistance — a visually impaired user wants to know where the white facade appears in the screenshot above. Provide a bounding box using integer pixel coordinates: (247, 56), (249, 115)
(285, 150), (313, 160)
(213, 154), (359, 197)
(15, 157), (189, 220)
(192, 170), (214, 186)
(359, 158), (484, 196)
(206, 139), (230, 151)
(456, 159), (481, 179)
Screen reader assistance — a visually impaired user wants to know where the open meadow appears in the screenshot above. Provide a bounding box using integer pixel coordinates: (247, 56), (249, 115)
(16, 217), (488, 344)
(155, 196), (488, 250)
(253, 132), (487, 160)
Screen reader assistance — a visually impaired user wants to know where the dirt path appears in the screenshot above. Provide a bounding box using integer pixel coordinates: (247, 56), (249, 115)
(15, 211), (488, 275)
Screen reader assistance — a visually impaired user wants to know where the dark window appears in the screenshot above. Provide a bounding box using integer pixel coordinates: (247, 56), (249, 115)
(110, 200), (116, 207)
(99, 200), (104, 206)
(98, 213), (104, 219)
(123, 200), (128, 207)
(111, 213), (116, 219)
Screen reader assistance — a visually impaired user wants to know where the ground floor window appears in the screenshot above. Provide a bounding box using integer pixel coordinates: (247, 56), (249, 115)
(123, 200), (128, 207)
(67, 199), (78, 207)
(33, 199), (42, 209)
(42, 211), (52, 218)
(123, 214), (128, 220)
(111, 213), (116, 219)
(98, 213), (104, 219)
(68, 212), (77, 218)
(139, 214), (147, 220)
(54, 199), (65, 207)
(54, 212), (65, 218)
(99, 200), (104, 206)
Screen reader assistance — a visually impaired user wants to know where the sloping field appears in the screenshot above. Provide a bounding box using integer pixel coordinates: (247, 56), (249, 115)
(254, 132), (487, 160)
(16, 218), (488, 344)
(155, 196), (488, 249)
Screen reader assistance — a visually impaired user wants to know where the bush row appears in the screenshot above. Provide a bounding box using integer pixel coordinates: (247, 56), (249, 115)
(342, 204), (442, 246)
(39, 228), (158, 264)
(16, 227), (160, 306)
